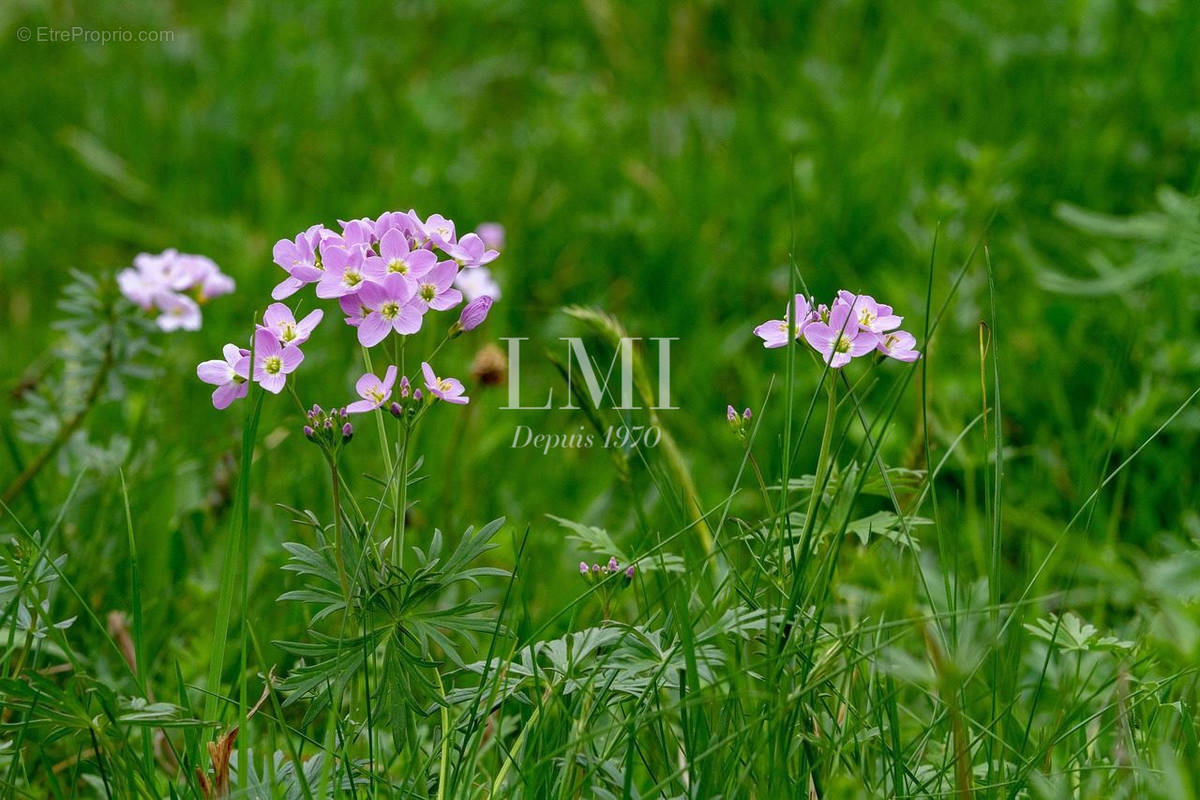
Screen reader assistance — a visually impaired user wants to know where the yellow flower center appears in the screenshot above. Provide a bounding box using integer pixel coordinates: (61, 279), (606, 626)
(264, 355), (282, 375)
(420, 284), (437, 302)
(387, 258), (409, 274)
(381, 301), (400, 320)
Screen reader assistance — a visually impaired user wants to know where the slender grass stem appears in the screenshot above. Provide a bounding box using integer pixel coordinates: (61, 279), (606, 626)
(799, 380), (838, 573)
(362, 346), (399, 558)
(435, 669), (451, 800)
(328, 457), (350, 600)
(393, 422), (411, 567)
(202, 388), (264, 727)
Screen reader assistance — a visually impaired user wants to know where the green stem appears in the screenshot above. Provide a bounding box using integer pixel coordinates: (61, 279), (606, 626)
(362, 347), (398, 556)
(203, 389), (265, 725)
(800, 380), (838, 567)
(745, 446), (773, 513)
(435, 669), (451, 800)
(491, 688), (550, 797)
(328, 457), (350, 600)
(393, 422), (411, 566)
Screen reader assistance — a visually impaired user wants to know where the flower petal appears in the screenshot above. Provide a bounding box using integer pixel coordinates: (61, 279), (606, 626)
(258, 372), (286, 394)
(355, 372), (380, 398)
(212, 382), (243, 410)
(254, 328), (282, 357)
(280, 345), (305, 372)
(197, 359), (232, 386)
(262, 303), (292, 329)
(358, 313), (391, 347)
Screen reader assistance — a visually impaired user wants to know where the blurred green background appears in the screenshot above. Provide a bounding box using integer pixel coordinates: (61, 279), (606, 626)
(1, 0), (1198, 653)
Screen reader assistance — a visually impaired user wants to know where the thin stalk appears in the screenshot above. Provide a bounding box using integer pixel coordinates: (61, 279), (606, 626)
(435, 670), (451, 800)
(491, 687), (551, 797)
(362, 347), (395, 504)
(203, 388), (265, 726)
(328, 457), (350, 599)
(799, 380), (838, 571)
(744, 447), (773, 513)
(393, 422), (411, 566)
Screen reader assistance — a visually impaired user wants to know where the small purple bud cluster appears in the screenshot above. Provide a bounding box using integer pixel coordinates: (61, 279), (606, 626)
(578, 556), (636, 586)
(727, 405), (752, 439)
(387, 375), (421, 420)
(303, 404), (354, 452)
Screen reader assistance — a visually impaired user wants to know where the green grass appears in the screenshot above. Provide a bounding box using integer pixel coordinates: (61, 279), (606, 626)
(2, 1), (1200, 797)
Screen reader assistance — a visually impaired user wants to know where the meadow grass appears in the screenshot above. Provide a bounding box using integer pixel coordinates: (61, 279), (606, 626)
(3, 1), (1200, 797)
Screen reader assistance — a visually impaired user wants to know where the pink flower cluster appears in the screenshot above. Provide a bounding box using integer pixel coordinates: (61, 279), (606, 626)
(198, 213), (501, 411)
(753, 290), (920, 367)
(118, 249), (235, 331)
(271, 211), (499, 347)
(196, 323), (308, 409)
(578, 556), (636, 583)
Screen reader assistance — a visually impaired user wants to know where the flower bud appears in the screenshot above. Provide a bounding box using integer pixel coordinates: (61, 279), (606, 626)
(413, 389), (423, 403)
(624, 564), (635, 580)
(399, 376), (411, 398)
(341, 422), (354, 443)
(607, 556), (619, 572)
(743, 407), (752, 421)
(303, 425), (315, 440)
(579, 561), (589, 576)
(727, 405), (737, 422)
(389, 401), (403, 419)
(457, 296), (493, 333)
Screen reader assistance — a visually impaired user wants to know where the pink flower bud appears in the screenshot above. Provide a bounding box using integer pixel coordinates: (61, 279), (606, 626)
(457, 295), (493, 332)
(579, 561), (589, 576)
